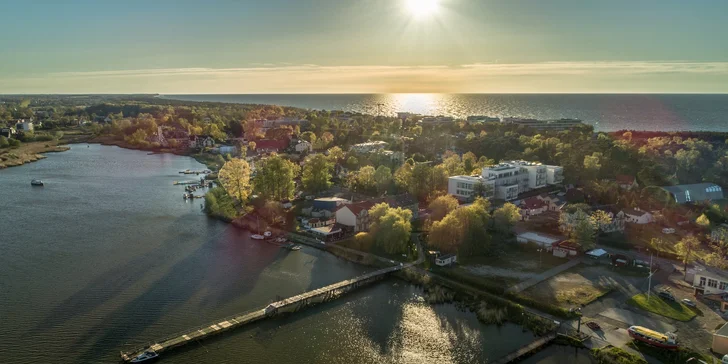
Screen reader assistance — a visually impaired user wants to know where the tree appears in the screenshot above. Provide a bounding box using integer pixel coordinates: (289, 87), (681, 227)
(583, 152), (602, 181)
(0, 136), (8, 148)
(649, 238), (667, 257)
(346, 156), (359, 170)
(696, 213), (711, 228)
(368, 205), (412, 254)
(591, 210), (613, 233)
(492, 203), (520, 234)
(373, 165), (392, 194)
(356, 166), (376, 192)
(327, 146), (344, 162)
(429, 199), (490, 256)
(394, 163), (413, 191)
(675, 235), (701, 278)
(253, 154), (300, 201)
(428, 195), (459, 222)
(218, 158), (252, 204)
(571, 218), (597, 250)
(300, 131), (317, 144)
(302, 154), (333, 193)
(472, 181), (493, 198)
(704, 252), (728, 270)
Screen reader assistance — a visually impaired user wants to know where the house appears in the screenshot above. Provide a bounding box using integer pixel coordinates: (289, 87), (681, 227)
(712, 323), (728, 355)
(309, 223), (344, 241)
(335, 201), (375, 232)
(313, 197), (350, 211)
(214, 145), (237, 155)
(293, 140), (312, 153)
(623, 208), (653, 224)
(15, 120), (33, 132)
(519, 197), (548, 218)
(303, 217), (336, 229)
(0, 127), (16, 138)
(552, 240), (580, 258)
(350, 141), (387, 153)
(435, 253), (457, 266)
(516, 232), (562, 250)
(616, 175), (638, 190)
(537, 193), (567, 211)
(661, 183), (724, 204)
(190, 135), (215, 149)
(690, 263), (728, 296)
(254, 138), (289, 153)
(280, 199), (293, 209)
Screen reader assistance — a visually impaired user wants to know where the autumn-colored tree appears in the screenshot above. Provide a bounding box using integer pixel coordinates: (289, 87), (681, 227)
(218, 158), (252, 204)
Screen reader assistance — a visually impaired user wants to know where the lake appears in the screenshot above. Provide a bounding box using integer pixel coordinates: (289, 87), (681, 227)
(0, 144), (536, 363)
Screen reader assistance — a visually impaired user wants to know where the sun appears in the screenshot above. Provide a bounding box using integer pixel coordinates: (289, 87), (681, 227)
(405, 0), (439, 18)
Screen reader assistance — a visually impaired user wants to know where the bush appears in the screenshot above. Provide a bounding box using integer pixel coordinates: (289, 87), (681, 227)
(8, 138), (21, 147)
(0, 136), (8, 148)
(34, 134), (54, 142)
(592, 346), (647, 364)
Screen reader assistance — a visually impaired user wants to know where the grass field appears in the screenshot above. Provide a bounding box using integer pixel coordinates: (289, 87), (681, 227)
(626, 293), (696, 321)
(555, 285), (615, 306)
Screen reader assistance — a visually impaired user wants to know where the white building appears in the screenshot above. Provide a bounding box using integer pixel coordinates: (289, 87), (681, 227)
(294, 140), (313, 153)
(448, 160), (563, 201)
(623, 209), (653, 224)
(435, 253), (457, 266)
(690, 263), (728, 296)
(15, 120), (34, 132)
(350, 141), (388, 153)
(546, 165), (564, 185)
(516, 232), (562, 250)
(448, 175), (494, 200)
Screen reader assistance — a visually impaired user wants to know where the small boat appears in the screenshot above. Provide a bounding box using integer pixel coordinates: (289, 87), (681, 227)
(130, 350), (159, 363)
(263, 231), (272, 238)
(627, 325), (678, 350)
(290, 245), (302, 251)
(251, 234), (265, 240)
(31, 179), (44, 186)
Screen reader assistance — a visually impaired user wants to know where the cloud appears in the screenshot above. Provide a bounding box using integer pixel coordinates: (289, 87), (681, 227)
(4, 61), (728, 93)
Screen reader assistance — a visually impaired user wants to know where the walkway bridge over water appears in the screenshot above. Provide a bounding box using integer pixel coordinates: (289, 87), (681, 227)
(120, 264), (406, 362)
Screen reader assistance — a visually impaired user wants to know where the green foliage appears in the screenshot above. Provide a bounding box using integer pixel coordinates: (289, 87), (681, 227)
(218, 158), (252, 203)
(302, 154), (333, 193)
(429, 198), (491, 255)
(368, 204), (412, 255)
(204, 187), (238, 220)
(492, 203), (520, 233)
(428, 195), (459, 222)
(252, 154), (300, 201)
(626, 293), (696, 321)
(373, 165), (392, 194)
(592, 346), (647, 364)
(0, 136), (8, 148)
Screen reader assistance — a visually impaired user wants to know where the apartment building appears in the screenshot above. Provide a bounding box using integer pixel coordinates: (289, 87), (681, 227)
(448, 160), (564, 201)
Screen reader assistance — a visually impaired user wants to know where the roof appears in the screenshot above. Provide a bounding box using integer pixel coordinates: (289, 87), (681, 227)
(315, 197), (349, 203)
(437, 253), (457, 260)
(517, 232), (561, 245)
(553, 240), (580, 250)
(338, 201), (375, 215)
(616, 175), (636, 185)
(310, 224), (343, 235)
(623, 209), (650, 217)
(254, 138), (288, 151)
(661, 183), (724, 204)
(716, 322), (728, 338)
(521, 197), (547, 209)
(586, 248), (608, 257)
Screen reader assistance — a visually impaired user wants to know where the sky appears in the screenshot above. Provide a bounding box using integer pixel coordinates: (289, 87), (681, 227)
(1, 0), (728, 94)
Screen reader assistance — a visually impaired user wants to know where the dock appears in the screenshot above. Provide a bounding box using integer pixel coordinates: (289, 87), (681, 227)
(120, 264), (406, 362)
(492, 332), (557, 364)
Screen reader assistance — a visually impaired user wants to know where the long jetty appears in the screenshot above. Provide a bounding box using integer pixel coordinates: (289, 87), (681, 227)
(120, 264), (405, 362)
(492, 332), (558, 364)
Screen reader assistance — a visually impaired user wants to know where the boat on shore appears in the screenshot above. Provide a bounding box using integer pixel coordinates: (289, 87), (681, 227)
(251, 234), (265, 240)
(627, 325), (678, 349)
(31, 179), (44, 186)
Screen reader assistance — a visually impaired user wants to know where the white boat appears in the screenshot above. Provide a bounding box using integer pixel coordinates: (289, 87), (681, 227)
(31, 179), (44, 186)
(290, 245), (302, 251)
(130, 350), (158, 363)
(263, 231), (272, 238)
(251, 234), (265, 240)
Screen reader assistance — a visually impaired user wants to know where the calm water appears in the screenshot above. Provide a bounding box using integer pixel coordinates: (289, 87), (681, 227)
(161, 93), (728, 132)
(0, 144), (535, 363)
(521, 345), (595, 364)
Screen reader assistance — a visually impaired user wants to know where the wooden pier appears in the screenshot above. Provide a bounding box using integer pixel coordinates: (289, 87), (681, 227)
(120, 265), (405, 362)
(492, 332), (558, 364)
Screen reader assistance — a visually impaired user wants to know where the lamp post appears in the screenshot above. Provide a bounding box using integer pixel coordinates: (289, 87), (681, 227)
(647, 250), (654, 300)
(537, 248), (543, 268)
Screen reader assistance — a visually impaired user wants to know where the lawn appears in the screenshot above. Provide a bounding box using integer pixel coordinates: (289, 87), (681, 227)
(520, 266), (614, 308)
(592, 346), (647, 364)
(626, 294), (696, 321)
(555, 285), (614, 306)
(627, 341), (712, 364)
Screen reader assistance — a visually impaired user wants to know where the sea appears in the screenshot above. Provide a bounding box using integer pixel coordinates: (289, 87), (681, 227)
(160, 94), (728, 132)
(1, 144), (564, 364)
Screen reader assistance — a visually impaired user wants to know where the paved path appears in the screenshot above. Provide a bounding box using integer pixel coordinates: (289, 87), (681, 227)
(506, 258), (583, 293)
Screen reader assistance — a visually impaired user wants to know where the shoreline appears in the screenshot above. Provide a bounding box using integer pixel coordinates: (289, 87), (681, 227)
(0, 141), (71, 169)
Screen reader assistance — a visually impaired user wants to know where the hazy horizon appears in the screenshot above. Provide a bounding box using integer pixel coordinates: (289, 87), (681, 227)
(2, 0), (728, 93)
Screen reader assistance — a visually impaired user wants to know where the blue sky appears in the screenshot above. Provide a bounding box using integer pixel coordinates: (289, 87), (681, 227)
(2, 0), (728, 93)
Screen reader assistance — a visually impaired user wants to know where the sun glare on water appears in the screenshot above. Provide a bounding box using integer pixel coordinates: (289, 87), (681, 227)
(405, 0), (439, 18)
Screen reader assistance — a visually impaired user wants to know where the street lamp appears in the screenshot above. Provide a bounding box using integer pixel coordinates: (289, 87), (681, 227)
(537, 248), (543, 268)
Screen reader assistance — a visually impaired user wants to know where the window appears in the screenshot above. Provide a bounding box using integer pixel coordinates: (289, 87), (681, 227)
(685, 190), (691, 202)
(708, 279), (718, 288)
(699, 277), (706, 287)
(720, 282), (728, 291)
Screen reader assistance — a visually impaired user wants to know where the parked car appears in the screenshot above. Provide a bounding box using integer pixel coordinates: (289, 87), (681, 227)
(681, 298), (696, 307)
(659, 291), (676, 301)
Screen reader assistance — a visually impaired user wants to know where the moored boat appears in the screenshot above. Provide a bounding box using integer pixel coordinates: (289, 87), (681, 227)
(31, 179), (44, 186)
(251, 234), (265, 240)
(129, 350), (159, 363)
(627, 325), (678, 349)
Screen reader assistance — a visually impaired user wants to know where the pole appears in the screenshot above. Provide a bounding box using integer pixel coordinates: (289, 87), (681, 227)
(648, 252), (653, 300)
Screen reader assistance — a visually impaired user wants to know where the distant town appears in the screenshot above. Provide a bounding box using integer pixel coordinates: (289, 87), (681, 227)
(5, 94), (728, 363)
